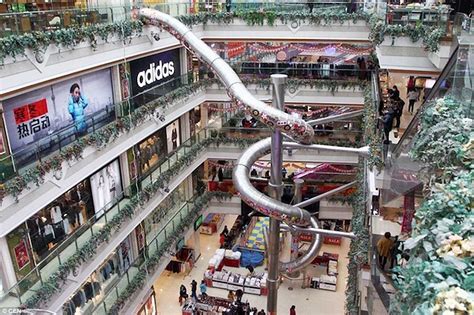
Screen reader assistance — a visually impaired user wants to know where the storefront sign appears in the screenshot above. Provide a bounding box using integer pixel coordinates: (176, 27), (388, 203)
(14, 239), (30, 270)
(3, 69), (114, 154)
(323, 236), (342, 246)
(194, 215), (203, 231)
(299, 233), (313, 242)
(129, 49), (181, 95)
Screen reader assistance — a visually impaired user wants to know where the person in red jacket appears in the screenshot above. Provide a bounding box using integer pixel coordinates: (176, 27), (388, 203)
(219, 233), (225, 248)
(290, 305), (296, 315)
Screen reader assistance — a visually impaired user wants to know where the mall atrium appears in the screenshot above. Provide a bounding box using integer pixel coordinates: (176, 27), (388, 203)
(0, 1), (472, 315)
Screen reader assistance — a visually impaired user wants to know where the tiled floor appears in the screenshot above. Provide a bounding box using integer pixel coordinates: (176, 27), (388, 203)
(154, 215), (350, 315)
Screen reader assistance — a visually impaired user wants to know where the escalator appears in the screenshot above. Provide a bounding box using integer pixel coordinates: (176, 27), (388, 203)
(380, 13), (473, 206)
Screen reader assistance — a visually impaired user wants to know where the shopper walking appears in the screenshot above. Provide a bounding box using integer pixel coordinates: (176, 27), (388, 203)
(390, 236), (402, 269)
(407, 89), (419, 114)
(391, 85), (400, 99)
(228, 290), (235, 301)
(258, 309), (266, 315)
(382, 108), (395, 144)
(179, 284), (188, 305)
(290, 305), (296, 315)
(377, 232), (394, 270)
(191, 279), (198, 299)
(393, 97), (405, 129)
(200, 280), (207, 297)
(222, 225), (229, 237)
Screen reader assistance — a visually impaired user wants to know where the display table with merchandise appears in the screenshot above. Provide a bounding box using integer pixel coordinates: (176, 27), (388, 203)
(207, 249), (241, 272)
(204, 268), (268, 296)
(200, 213), (225, 235)
(182, 295), (233, 315)
(309, 252), (339, 292)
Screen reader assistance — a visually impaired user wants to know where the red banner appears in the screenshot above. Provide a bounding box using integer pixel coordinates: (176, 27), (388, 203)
(13, 99), (48, 124)
(14, 240), (30, 270)
(401, 192), (415, 234)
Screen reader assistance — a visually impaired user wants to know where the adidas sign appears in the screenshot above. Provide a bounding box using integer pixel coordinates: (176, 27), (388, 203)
(136, 61), (175, 88)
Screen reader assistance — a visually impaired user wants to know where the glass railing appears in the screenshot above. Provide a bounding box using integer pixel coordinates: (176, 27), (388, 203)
(381, 43), (464, 205)
(91, 193), (203, 315)
(385, 4), (452, 30)
(60, 187), (188, 315)
(229, 62), (373, 81)
(0, 72), (194, 184)
(0, 71), (367, 185)
(0, 120), (366, 308)
(0, 1), (370, 37)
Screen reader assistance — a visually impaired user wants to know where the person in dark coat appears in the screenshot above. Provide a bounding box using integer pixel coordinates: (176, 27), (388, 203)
(179, 284), (187, 305)
(382, 108), (395, 144)
(191, 280), (197, 299)
(393, 97), (405, 129)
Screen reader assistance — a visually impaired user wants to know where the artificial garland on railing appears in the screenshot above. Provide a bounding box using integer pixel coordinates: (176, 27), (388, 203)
(176, 9), (369, 28)
(22, 132), (239, 308)
(362, 87), (384, 172)
(0, 77), (366, 202)
(107, 191), (233, 315)
(391, 96), (473, 314)
(368, 15), (445, 53)
(344, 167), (370, 314)
(0, 20), (143, 65)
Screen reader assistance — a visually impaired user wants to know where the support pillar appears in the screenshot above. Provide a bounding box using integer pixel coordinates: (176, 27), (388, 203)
(267, 74), (287, 315)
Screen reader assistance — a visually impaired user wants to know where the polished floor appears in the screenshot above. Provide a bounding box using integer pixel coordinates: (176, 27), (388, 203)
(154, 215), (350, 315)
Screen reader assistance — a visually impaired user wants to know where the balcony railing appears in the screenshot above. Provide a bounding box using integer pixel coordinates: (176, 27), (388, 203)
(0, 116), (367, 309)
(0, 70), (367, 186)
(0, 1), (372, 37)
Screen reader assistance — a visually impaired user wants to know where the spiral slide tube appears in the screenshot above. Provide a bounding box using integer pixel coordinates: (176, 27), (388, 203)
(139, 8), (314, 144)
(138, 8), (369, 273)
(234, 138), (368, 272)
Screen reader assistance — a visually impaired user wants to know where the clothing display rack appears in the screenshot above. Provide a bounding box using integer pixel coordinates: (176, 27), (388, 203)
(166, 247), (195, 275)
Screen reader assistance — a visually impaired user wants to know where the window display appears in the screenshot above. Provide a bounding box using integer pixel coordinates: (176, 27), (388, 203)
(136, 290), (157, 315)
(166, 119), (180, 153)
(136, 129), (167, 175)
(90, 159), (123, 217)
(22, 179), (94, 262)
(119, 236), (133, 273)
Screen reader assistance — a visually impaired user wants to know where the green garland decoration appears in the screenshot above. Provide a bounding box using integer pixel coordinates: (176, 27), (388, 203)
(22, 130), (237, 308)
(176, 9), (369, 28)
(344, 168), (370, 314)
(107, 191), (232, 315)
(0, 20), (143, 65)
(390, 96), (473, 314)
(362, 86), (384, 172)
(0, 77), (366, 202)
(368, 15), (446, 53)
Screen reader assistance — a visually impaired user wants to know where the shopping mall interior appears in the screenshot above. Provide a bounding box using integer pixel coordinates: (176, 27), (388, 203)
(0, 1), (472, 315)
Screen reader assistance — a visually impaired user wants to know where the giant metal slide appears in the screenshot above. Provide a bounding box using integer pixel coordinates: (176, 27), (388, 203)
(139, 8), (368, 273)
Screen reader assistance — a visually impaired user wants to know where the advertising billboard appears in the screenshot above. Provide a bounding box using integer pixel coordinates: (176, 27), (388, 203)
(129, 48), (181, 96)
(166, 119), (180, 153)
(3, 69), (114, 154)
(89, 159), (123, 217)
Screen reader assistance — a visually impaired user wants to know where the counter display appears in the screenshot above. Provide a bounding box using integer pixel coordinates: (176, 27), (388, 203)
(204, 269), (268, 296)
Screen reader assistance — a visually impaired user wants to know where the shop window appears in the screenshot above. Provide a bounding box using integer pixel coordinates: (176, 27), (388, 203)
(21, 179), (94, 263)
